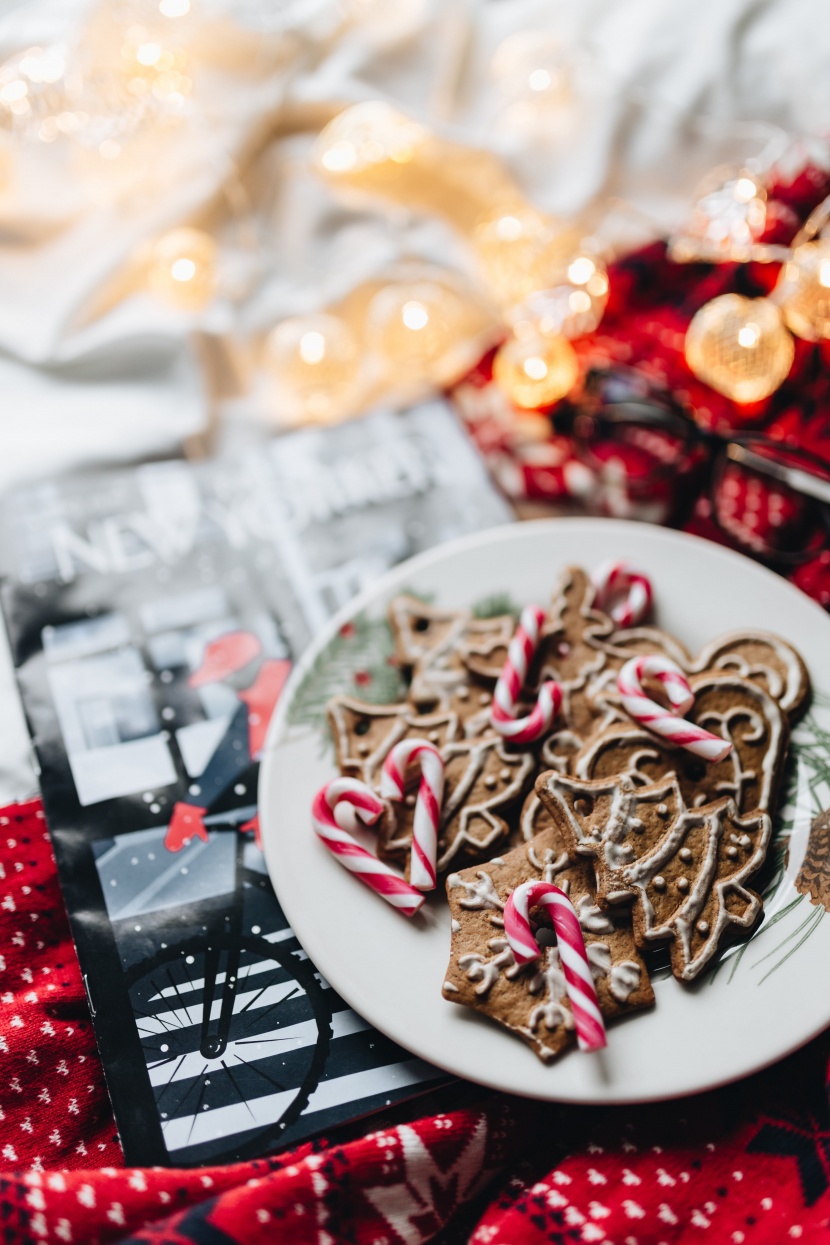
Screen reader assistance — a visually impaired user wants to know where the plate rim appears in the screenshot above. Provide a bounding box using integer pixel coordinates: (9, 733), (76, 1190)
(260, 516), (830, 1104)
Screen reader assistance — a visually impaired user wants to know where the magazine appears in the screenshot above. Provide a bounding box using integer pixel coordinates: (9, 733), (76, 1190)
(0, 402), (513, 1166)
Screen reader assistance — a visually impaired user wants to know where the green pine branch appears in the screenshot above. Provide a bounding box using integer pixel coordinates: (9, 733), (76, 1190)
(287, 612), (406, 751)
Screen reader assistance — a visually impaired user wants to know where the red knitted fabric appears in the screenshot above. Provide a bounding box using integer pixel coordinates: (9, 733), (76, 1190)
(2, 799), (830, 1243)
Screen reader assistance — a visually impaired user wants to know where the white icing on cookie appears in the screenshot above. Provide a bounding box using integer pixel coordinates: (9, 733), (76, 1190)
(576, 894), (614, 934)
(609, 960), (642, 1002)
(458, 937), (521, 995)
(435, 739), (535, 871)
(447, 869), (503, 911)
(691, 629), (806, 715)
(526, 946), (574, 1033)
(585, 943), (642, 1002)
(586, 942), (612, 976)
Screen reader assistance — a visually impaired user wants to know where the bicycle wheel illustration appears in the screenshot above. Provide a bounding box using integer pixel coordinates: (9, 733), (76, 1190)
(126, 929), (333, 1162)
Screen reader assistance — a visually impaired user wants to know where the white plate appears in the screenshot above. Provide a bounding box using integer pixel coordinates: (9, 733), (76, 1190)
(260, 518), (830, 1104)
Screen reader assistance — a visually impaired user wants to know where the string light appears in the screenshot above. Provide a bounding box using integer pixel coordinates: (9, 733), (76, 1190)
(117, 21), (192, 109)
(264, 313), (363, 425)
(490, 30), (571, 135)
(150, 227), (216, 309)
(0, 4), (194, 163)
(512, 252), (609, 339)
(492, 331), (579, 409)
(366, 279), (485, 385)
(56, 3), (193, 164)
(775, 241), (830, 341)
(685, 294), (794, 404)
(472, 206), (579, 309)
(312, 101), (427, 179)
(0, 46), (73, 144)
(670, 168), (767, 263)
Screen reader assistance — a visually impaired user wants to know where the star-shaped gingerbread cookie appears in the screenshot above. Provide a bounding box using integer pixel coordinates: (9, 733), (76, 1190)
(442, 818), (654, 1061)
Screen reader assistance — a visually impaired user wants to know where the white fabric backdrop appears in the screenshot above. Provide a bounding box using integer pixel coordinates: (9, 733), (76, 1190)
(0, 0), (828, 802)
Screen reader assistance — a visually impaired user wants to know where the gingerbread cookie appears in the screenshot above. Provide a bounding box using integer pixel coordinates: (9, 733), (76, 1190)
(379, 736), (535, 876)
(524, 568), (691, 760)
(327, 696), (461, 789)
(388, 596), (513, 722)
(592, 625), (810, 728)
(575, 672), (790, 817)
(690, 631), (810, 724)
(442, 822), (654, 1061)
(536, 769), (772, 980)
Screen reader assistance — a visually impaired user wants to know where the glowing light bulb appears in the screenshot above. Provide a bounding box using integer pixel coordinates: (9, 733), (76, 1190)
(528, 69), (552, 92)
(367, 279), (485, 386)
(264, 314), (362, 425)
(136, 42), (162, 66)
(170, 257), (196, 282)
(776, 241), (830, 342)
(670, 168), (767, 263)
(1, 80), (27, 105)
(568, 289), (592, 315)
(159, 0), (190, 14)
(312, 101), (427, 180)
(685, 294), (794, 404)
(566, 256), (595, 286)
(320, 142), (355, 173)
(492, 332), (579, 409)
(511, 252), (609, 339)
(491, 31), (570, 113)
(298, 330), (326, 364)
(734, 177), (758, 203)
(495, 215), (524, 242)
(523, 355), (548, 381)
(473, 206), (579, 309)
(401, 300), (429, 331)
(150, 227), (216, 309)
(0, 45), (70, 141)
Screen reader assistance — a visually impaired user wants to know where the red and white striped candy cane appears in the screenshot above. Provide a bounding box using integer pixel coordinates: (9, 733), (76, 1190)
(311, 778), (424, 917)
(591, 560), (653, 627)
(491, 605), (562, 745)
(617, 654), (732, 762)
(380, 739), (444, 891)
(504, 881), (606, 1052)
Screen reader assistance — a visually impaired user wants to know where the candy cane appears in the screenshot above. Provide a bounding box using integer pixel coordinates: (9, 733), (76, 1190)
(591, 560), (653, 627)
(311, 778), (424, 917)
(380, 739), (444, 891)
(491, 605), (562, 745)
(504, 881), (606, 1052)
(617, 654), (732, 762)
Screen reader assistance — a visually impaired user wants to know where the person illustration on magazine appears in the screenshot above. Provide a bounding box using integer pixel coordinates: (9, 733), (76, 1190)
(164, 629), (291, 853)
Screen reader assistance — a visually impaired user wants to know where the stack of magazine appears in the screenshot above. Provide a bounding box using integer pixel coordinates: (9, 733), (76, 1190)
(0, 402), (512, 1166)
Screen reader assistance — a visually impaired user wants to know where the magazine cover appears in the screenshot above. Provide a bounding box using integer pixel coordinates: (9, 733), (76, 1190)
(0, 402), (513, 1166)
